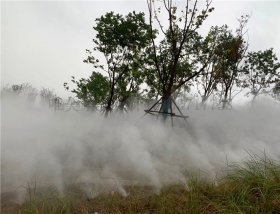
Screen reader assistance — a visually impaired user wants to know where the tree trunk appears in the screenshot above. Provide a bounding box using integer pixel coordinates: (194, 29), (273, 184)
(118, 97), (128, 113)
(104, 95), (113, 118)
(222, 90), (228, 110)
(119, 101), (125, 112)
(252, 94), (257, 108)
(201, 95), (208, 106)
(104, 84), (115, 118)
(162, 95), (171, 122)
(104, 106), (111, 118)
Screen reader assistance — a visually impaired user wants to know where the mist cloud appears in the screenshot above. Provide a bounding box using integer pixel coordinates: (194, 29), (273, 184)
(1, 96), (280, 203)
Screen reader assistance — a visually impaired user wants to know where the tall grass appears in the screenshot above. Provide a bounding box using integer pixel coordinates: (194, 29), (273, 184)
(2, 152), (280, 214)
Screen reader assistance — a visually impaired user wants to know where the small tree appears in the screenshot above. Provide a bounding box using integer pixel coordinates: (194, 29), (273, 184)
(1, 84), (14, 97)
(241, 48), (280, 105)
(40, 87), (56, 108)
(64, 72), (110, 110)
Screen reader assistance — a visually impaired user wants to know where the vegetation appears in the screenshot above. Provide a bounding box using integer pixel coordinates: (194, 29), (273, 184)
(272, 81), (280, 102)
(196, 19), (248, 107)
(39, 87), (57, 108)
(2, 1), (280, 213)
(63, 0), (279, 116)
(81, 11), (150, 117)
(1, 83), (38, 102)
(241, 48), (280, 105)
(64, 72), (110, 110)
(2, 153), (280, 214)
(144, 0), (214, 120)
(1, 83), (57, 106)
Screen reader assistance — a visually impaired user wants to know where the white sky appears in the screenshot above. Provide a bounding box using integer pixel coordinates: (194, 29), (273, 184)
(1, 1), (280, 99)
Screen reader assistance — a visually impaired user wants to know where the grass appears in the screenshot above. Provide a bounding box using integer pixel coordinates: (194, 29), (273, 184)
(2, 152), (280, 214)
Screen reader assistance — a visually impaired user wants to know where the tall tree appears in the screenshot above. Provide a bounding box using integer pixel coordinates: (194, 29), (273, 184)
(83, 11), (150, 117)
(146, 0), (215, 121)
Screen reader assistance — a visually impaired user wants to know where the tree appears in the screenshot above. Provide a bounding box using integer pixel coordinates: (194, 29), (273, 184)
(145, 0), (215, 121)
(40, 87), (56, 108)
(241, 48), (280, 105)
(1, 84), (15, 97)
(64, 72), (110, 111)
(272, 81), (280, 102)
(114, 61), (145, 113)
(214, 15), (250, 109)
(1, 83), (38, 102)
(83, 11), (151, 117)
(196, 25), (229, 106)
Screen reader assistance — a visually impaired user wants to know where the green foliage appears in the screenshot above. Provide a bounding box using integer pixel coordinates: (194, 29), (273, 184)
(64, 72), (110, 107)
(222, 152), (280, 213)
(113, 71), (145, 112)
(146, 0), (215, 99)
(208, 15), (250, 108)
(241, 48), (280, 100)
(92, 11), (150, 54)
(196, 25), (233, 103)
(63, 3), (278, 112)
(143, 27), (213, 100)
(81, 11), (151, 115)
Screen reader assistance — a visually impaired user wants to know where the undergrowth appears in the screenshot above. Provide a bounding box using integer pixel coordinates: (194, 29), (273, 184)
(1, 152), (280, 214)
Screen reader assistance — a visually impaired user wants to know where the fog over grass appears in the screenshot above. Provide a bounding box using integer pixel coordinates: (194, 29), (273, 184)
(1, 95), (280, 202)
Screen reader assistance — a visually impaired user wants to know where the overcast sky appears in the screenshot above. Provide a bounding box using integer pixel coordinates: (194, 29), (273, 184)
(2, 1), (280, 98)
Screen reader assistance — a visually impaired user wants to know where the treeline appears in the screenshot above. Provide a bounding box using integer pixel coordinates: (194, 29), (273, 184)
(3, 1), (279, 114)
(1, 83), (59, 108)
(64, 0), (280, 117)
